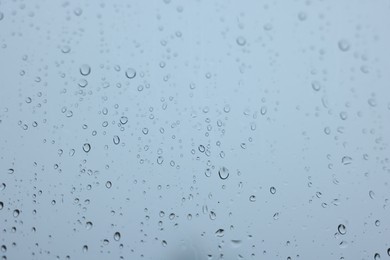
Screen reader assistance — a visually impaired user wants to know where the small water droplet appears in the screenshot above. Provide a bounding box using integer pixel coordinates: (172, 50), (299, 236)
(374, 253), (381, 260)
(270, 186), (276, 194)
(215, 229), (225, 237)
(341, 156), (352, 165)
(106, 181), (112, 189)
(162, 240), (167, 247)
(120, 116), (128, 125)
(7, 168), (14, 174)
(218, 166), (229, 180)
(80, 64), (91, 76)
(114, 232), (121, 241)
(338, 224), (346, 235)
(249, 195), (256, 202)
(13, 209), (20, 217)
(311, 81), (322, 91)
(82, 143), (91, 153)
(125, 68), (136, 79)
(369, 190), (375, 199)
(236, 36), (247, 46)
(113, 135), (120, 145)
(86, 221), (93, 230)
(82, 245), (88, 253)
(338, 39), (350, 52)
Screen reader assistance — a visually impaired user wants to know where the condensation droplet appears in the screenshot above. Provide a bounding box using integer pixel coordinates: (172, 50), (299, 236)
(125, 68), (136, 79)
(80, 64), (91, 76)
(83, 143), (91, 153)
(338, 224), (346, 235)
(114, 232), (121, 241)
(338, 39), (350, 52)
(218, 166), (229, 180)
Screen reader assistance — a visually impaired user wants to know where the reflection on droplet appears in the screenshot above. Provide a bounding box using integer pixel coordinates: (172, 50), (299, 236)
(218, 167), (229, 180)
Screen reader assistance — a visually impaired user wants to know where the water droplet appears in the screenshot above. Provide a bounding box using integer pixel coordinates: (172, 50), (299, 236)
(198, 145), (205, 152)
(86, 221), (93, 230)
(7, 168), (14, 174)
(120, 116), (128, 125)
(215, 229), (225, 237)
(236, 36), (247, 46)
(338, 224), (346, 235)
(249, 195), (256, 202)
(80, 64), (91, 76)
(209, 211), (216, 220)
(157, 156), (164, 165)
(338, 39), (350, 52)
(78, 79), (88, 88)
(270, 186), (276, 194)
(311, 81), (322, 91)
(218, 166), (229, 180)
(82, 143), (91, 153)
(341, 156), (352, 165)
(374, 253), (381, 260)
(125, 68), (136, 79)
(13, 209), (20, 217)
(82, 245), (88, 253)
(369, 190), (375, 199)
(61, 45), (71, 53)
(74, 7), (83, 16)
(161, 240), (167, 247)
(142, 127), (149, 135)
(106, 181), (112, 189)
(298, 11), (307, 21)
(0, 202), (3, 210)
(114, 232), (121, 241)
(113, 135), (120, 145)
(375, 220), (380, 226)
(387, 248), (390, 256)
(205, 168), (211, 177)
